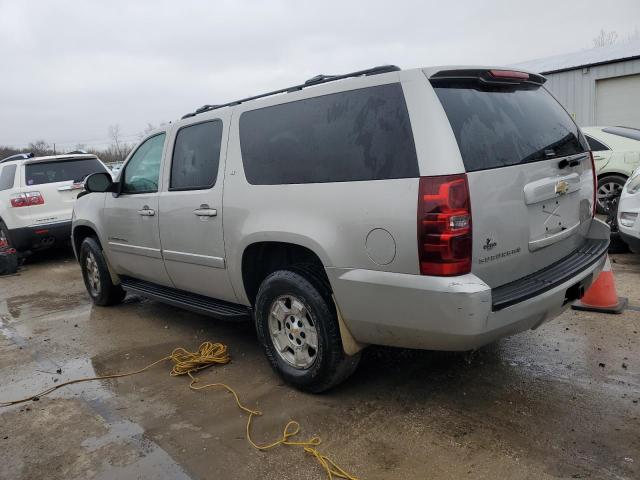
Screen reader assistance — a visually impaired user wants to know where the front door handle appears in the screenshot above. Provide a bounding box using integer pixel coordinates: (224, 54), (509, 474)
(193, 204), (217, 217)
(137, 206), (155, 216)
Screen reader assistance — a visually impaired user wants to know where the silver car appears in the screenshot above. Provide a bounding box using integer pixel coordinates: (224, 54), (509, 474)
(72, 65), (609, 392)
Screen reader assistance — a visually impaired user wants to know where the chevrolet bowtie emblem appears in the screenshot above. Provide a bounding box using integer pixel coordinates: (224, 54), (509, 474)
(555, 180), (570, 196)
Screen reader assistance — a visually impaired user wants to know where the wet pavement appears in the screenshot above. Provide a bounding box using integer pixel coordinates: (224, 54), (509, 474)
(1, 249), (639, 480)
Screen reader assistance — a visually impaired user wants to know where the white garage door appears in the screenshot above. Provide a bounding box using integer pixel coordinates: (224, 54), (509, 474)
(596, 74), (640, 127)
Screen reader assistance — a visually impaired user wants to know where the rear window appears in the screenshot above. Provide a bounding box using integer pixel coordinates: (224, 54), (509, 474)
(433, 83), (587, 172)
(239, 83), (419, 185)
(25, 158), (107, 186)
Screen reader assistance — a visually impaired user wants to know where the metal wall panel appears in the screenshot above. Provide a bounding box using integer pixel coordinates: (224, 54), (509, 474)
(543, 58), (640, 127)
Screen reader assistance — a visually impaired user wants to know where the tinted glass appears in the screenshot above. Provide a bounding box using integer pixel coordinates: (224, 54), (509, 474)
(0, 164), (16, 191)
(585, 135), (609, 152)
(240, 83), (419, 185)
(123, 134), (166, 194)
(170, 121), (222, 190)
(25, 158), (107, 186)
(433, 83), (587, 172)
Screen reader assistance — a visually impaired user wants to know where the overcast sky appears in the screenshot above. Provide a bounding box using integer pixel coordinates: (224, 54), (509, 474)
(1, 0), (639, 150)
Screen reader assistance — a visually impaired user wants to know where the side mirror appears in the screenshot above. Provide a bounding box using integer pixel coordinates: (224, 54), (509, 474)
(84, 172), (115, 193)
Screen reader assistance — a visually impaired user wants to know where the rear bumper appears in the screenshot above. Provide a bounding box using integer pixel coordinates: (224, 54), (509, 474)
(8, 221), (72, 251)
(329, 219), (610, 351)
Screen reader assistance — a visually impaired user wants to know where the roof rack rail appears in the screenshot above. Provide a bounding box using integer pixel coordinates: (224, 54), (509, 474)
(0, 152), (34, 163)
(181, 64), (400, 119)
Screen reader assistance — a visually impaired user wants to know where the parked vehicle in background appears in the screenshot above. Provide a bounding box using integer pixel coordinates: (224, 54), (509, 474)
(72, 65), (609, 392)
(581, 126), (640, 214)
(0, 152), (109, 253)
(617, 167), (640, 253)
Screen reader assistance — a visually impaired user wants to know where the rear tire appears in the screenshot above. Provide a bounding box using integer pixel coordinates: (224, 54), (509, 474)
(80, 236), (125, 306)
(254, 269), (360, 393)
(597, 174), (627, 214)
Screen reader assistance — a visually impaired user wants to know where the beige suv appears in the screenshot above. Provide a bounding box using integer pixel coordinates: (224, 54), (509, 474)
(72, 65), (609, 392)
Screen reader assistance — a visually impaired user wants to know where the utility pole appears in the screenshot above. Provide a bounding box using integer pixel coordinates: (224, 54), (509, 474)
(53, 143), (56, 155)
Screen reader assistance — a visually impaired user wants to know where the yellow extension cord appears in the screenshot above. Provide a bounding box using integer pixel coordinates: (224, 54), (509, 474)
(0, 341), (358, 480)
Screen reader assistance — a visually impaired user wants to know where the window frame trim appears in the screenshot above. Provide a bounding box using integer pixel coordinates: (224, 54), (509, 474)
(120, 132), (167, 196)
(168, 119), (224, 192)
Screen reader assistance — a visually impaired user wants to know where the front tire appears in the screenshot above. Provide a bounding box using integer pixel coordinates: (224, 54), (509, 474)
(254, 269), (360, 393)
(80, 236), (125, 306)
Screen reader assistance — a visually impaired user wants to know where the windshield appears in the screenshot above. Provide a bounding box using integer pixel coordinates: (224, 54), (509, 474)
(433, 82), (588, 172)
(25, 158), (107, 186)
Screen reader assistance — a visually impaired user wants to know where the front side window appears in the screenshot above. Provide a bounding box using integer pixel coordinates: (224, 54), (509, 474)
(0, 164), (17, 191)
(170, 120), (223, 190)
(239, 83), (419, 185)
(585, 135), (609, 152)
(122, 133), (166, 194)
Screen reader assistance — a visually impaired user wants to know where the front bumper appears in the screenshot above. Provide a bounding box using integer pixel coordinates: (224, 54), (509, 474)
(329, 219), (610, 351)
(8, 220), (72, 251)
(618, 187), (640, 251)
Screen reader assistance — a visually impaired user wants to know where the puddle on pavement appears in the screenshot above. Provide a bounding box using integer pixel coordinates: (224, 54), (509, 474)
(6, 290), (88, 319)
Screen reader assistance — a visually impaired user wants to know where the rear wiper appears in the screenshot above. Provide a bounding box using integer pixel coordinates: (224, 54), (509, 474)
(558, 154), (588, 169)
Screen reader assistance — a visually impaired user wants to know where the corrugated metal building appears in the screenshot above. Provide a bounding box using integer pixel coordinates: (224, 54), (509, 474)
(515, 40), (640, 128)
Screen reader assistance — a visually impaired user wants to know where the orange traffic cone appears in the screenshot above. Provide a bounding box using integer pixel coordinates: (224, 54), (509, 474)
(572, 255), (627, 314)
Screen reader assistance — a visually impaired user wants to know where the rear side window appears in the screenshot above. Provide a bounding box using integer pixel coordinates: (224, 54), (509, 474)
(170, 120), (223, 190)
(0, 164), (16, 191)
(433, 83), (587, 172)
(25, 158), (107, 186)
(239, 83), (419, 184)
(585, 135), (609, 152)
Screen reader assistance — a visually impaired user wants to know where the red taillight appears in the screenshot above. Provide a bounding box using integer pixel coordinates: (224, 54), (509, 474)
(10, 191), (44, 208)
(488, 69), (529, 80)
(588, 151), (596, 217)
(418, 174), (472, 276)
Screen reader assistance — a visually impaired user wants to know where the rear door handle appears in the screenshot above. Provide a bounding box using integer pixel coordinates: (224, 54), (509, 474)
(193, 204), (217, 217)
(137, 206), (155, 216)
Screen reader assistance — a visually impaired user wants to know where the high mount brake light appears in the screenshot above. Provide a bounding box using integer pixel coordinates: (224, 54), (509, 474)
(418, 174), (472, 276)
(10, 191), (44, 208)
(488, 70), (529, 80)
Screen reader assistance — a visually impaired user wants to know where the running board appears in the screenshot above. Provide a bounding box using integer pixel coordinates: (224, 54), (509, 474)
(120, 277), (251, 321)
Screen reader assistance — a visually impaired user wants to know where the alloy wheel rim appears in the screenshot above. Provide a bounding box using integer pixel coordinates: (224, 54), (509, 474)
(85, 252), (101, 296)
(268, 295), (318, 369)
(597, 182), (623, 210)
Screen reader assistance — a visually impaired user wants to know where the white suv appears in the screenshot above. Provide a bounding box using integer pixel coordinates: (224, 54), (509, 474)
(72, 65), (610, 392)
(0, 152), (109, 253)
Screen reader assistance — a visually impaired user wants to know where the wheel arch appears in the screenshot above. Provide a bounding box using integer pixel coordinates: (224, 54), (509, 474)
(240, 241), (330, 306)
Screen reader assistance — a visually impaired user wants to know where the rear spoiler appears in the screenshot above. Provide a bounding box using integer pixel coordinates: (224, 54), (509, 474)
(429, 69), (546, 86)
(23, 154), (98, 165)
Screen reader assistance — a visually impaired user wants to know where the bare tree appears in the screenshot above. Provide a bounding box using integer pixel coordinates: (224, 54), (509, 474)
(28, 140), (52, 156)
(624, 26), (640, 43)
(593, 29), (618, 47)
(108, 124), (127, 162)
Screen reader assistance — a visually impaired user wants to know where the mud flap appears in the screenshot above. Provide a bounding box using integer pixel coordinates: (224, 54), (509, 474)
(332, 295), (367, 356)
